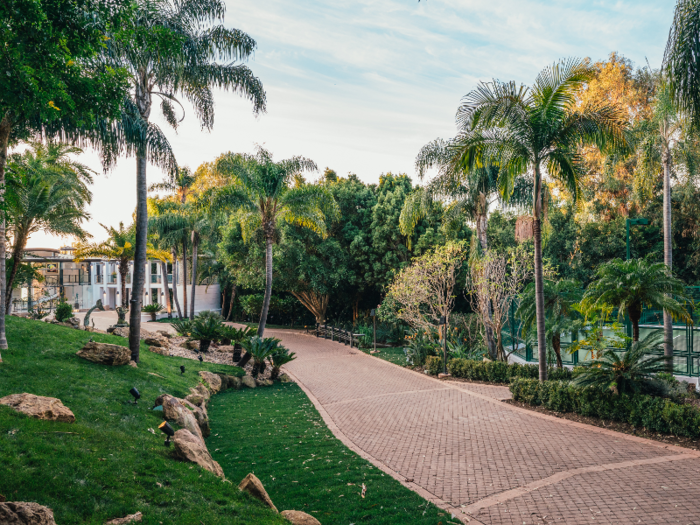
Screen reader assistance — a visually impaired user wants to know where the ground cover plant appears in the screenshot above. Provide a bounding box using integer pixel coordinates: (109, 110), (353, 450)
(0, 316), (286, 524)
(209, 382), (452, 525)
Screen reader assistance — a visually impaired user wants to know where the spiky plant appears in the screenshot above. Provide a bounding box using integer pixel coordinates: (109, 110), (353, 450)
(188, 315), (223, 353)
(239, 336), (281, 376)
(269, 346), (296, 380)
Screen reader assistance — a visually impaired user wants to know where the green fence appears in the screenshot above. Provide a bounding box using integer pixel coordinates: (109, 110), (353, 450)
(502, 287), (700, 376)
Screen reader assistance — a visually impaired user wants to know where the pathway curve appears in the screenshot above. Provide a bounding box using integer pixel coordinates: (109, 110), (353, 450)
(265, 328), (700, 524)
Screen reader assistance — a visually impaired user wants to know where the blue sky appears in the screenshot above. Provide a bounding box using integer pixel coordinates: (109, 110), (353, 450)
(29, 0), (675, 247)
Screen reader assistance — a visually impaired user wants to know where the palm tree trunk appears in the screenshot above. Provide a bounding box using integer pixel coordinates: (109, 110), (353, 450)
(5, 232), (27, 313)
(533, 168), (547, 381)
(182, 238), (188, 319)
(171, 247), (182, 319)
(129, 153), (148, 363)
(476, 212), (497, 360)
(629, 302), (642, 343)
(160, 260), (172, 318)
(119, 259), (129, 308)
(552, 333), (563, 369)
(0, 113), (13, 357)
(226, 284), (236, 321)
(189, 233), (198, 319)
(662, 148), (673, 369)
(258, 235), (273, 337)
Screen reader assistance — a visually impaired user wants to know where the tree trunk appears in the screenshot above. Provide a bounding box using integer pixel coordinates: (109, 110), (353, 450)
(171, 247), (182, 319)
(476, 212), (497, 360)
(533, 167), (547, 381)
(662, 147), (673, 369)
(5, 231), (28, 313)
(189, 233), (198, 320)
(628, 302), (642, 343)
(226, 284), (236, 321)
(290, 291), (329, 324)
(129, 153), (148, 363)
(552, 333), (563, 369)
(119, 257), (129, 308)
(182, 238), (188, 319)
(0, 113), (13, 357)
(258, 234), (273, 337)
(160, 260), (171, 318)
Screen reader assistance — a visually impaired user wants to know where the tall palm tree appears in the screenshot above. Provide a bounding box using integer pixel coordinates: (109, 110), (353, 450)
(581, 258), (692, 345)
(74, 223), (171, 309)
(665, 0), (700, 126)
(110, 0), (266, 361)
(516, 279), (581, 369)
(213, 147), (338, 336)
(4, 143), (93, 311)
(452, 58), (627, 380)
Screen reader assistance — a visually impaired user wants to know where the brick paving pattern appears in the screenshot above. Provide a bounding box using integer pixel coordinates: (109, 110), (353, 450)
(270, 329), (700, 524)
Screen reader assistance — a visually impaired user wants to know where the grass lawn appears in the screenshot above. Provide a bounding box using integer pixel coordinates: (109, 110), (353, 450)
(209, 383), (453, 525)
(0, 316), (285, 524)
(358, 347), (408, 367)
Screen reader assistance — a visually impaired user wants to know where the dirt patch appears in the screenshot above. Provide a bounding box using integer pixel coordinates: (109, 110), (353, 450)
(505, 398), (700, 451)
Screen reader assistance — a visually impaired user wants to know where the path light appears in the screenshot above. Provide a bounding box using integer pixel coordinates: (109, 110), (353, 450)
(158, 421), (175, 446)
(198, 354), (203, 363)
(438, 316), (447, 375)
(129, 387), (141, 405)
(180, 365), (185, 375)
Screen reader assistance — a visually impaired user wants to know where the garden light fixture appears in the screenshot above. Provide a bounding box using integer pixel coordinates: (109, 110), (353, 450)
(158, 421), (175, 446)
(180, 365), (185, 374)
(198, 354), (203, 363)
(129, 387), (141, 405)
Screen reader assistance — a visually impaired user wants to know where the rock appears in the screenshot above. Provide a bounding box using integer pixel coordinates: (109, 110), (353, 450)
(145, 337), (168, 348)
(255, 378), (273, 387)
(218, 374), (241, 390)
(215, 345), (234, 353)
(156, 395), (204, 442)
(199, 371), (222, 394)
(241, 375), (257, 389)
(185, 393), (205, 407)
(156, 330), (173, 339)
(182, 340), (200, 351)
(173, 429), (224, 478)
(111, 327), (130, 338)
(181, 398), (210, 438)
(281, 510), (321, 525)
(77, 341), (130, 366)
(104, 512), (143, 525)
(67, 317), (81, 328)
(437, 373), (451, 379)
(278, 373), (293, 383)
(0, 393), (75, 423)
(0, 502), (57, 524)
(128, 360), (138, 368)
(147, 346), (169, 356)
(190, 383), (211, 404)
(238, 473), (277, 512)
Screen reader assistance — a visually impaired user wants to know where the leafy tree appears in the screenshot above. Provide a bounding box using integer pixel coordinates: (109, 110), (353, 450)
(453, 58), (627, 380)
(5, 143), (93, 311)
(581, 258), (692, 347)
(213, 147), (337, 336)
(110, 0), (266, 361)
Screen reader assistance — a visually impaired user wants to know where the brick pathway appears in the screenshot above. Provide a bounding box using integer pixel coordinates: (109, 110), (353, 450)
(269, 328), (700, 524)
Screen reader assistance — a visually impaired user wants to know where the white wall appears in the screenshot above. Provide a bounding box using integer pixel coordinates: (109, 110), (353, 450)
(171, 284), (221, 315)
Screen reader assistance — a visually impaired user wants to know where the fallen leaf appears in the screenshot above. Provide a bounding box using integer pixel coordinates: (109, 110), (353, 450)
(361, 483), (366, 498)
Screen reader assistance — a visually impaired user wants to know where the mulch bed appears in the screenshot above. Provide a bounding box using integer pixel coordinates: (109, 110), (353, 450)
(505, 398), (700, 451)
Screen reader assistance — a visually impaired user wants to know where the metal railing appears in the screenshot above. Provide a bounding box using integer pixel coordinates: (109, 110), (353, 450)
(150, 275), (162, 284)
(312, 323), (364, 348)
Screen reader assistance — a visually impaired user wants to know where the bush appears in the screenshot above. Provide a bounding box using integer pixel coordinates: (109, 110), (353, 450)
(171, 318), (192, 337)
(510, 378), (700, 439)
(425, 356), (442, 375)
(55, 301), (73, 322)
(189, 316), (224, 352)
(142, 303), (164, 313)
(446, 358), (554, 383)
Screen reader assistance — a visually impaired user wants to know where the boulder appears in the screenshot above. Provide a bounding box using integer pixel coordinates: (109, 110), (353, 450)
(238, 473), (277, 512)
(217, 374), (241, 390)
(173, 429), (224, 478)
(147, 346), (169, 356)
(156, 330), (173, 339)
(110, 327), (130, 338)
(181, 398), (210, 438)
(241, 375), (257, 389)
(185, 393), (205, 407)
(77, 342), (130, 366)
(145, 337), (168, 348)
(190, 383), (211, 404)
(281, 510), (321, 525)
(278, 373), (293, 383)
(0, 501), (57, 524)
(255, 378), (274, 387)
(66, 317), (81, 328)
(156, 395), (204, 442)
(0, 394), (75, 423)
(199, 371), (222, 394)
(104, 512), (143, 525)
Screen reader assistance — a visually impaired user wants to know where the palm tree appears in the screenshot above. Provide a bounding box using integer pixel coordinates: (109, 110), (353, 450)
(213, 147), (338, 336)
(581, 258), (692, 345)
(4, 142), (93, 311)
(516, 279), (581, 369)
(452, 58), (627, 380)
(665, 0), (700, 126)
(110, 0), (266, 362)
(74, 223), (171, 309)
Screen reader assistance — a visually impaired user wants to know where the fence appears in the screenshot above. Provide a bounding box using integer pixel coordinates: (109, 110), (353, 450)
(502, 287), (700, 376)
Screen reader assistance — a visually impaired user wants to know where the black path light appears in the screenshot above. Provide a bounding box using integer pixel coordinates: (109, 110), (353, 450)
(198, 354), (203, 363)
(158, 421), (175, 446)
(438, 315), (447, 375)
(129, 387), (141, 405)
(180, 365), (185, 374)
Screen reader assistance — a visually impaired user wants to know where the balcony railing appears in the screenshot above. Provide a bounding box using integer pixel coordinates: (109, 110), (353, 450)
(107, 274), (118, 284)
(150, 275), (162, 284)
(95, 274), (104, 284)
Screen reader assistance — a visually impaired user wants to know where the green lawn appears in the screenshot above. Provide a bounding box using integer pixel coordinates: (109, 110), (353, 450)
(359, 347), (409, 367)
(0, 316), (285, 525)
(209, 383), (452, 525)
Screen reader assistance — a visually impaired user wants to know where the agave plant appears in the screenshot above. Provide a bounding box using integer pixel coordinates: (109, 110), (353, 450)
(269, 346), (296, 380)
(573, 331), (668, 395)
(239, 336), (282, 376)
(189, 315), (224, 353)
(171, 318), (193, 337)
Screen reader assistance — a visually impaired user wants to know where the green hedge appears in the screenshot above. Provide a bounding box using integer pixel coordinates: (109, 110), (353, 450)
(425, 356), (442, 375)
(510, 378), (700, 438)
(446, 358), (572, 383)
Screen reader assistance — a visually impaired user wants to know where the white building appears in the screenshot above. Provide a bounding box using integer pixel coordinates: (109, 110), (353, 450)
(12, 246), (220, 316)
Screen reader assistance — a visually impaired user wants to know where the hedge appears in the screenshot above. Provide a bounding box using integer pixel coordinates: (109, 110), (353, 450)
(425, 356), (442, 375)
(446, 358), (572, 383)
(510, 378), (700, 438)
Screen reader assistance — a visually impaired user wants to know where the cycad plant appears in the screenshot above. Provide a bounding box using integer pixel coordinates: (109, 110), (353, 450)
(188, 315), (223, 353)
(573, 332), (668, 395)
(171, 317), (192, 337)
(239, 336), (281, 377)
(269, 346), (296, 380)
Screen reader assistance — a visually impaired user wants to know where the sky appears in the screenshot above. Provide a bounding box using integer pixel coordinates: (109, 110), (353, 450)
(27, 0), (674, 249)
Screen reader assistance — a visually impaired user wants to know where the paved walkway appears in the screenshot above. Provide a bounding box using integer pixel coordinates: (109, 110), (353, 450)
(264, 328), (700, 525)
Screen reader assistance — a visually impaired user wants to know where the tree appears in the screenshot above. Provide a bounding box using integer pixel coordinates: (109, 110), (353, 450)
(74, 223), (171, 308)
(0, 0), (130, 358)
(581, 258), (692, 346)
(213, 147), (337, 336)
(111, 0), (266, 361)
(5, 143), (93, 311)
(516, 279), (581, 369)
(665, 0), (700, 127)
(453, 58), (627, 380)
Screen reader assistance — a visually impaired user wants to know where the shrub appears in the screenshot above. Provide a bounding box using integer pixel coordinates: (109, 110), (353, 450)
(240, 336), (283, 377)
(142, 303), (164, 313)
(510, 378), (700, 439)
(425, 356), (442, 375)
(189, 316), (224, 352)
(55, 301), (73, 322)
(446, 358), (548, 383)
(269, 346), (296, 380)
(171, 318), (192, 337)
